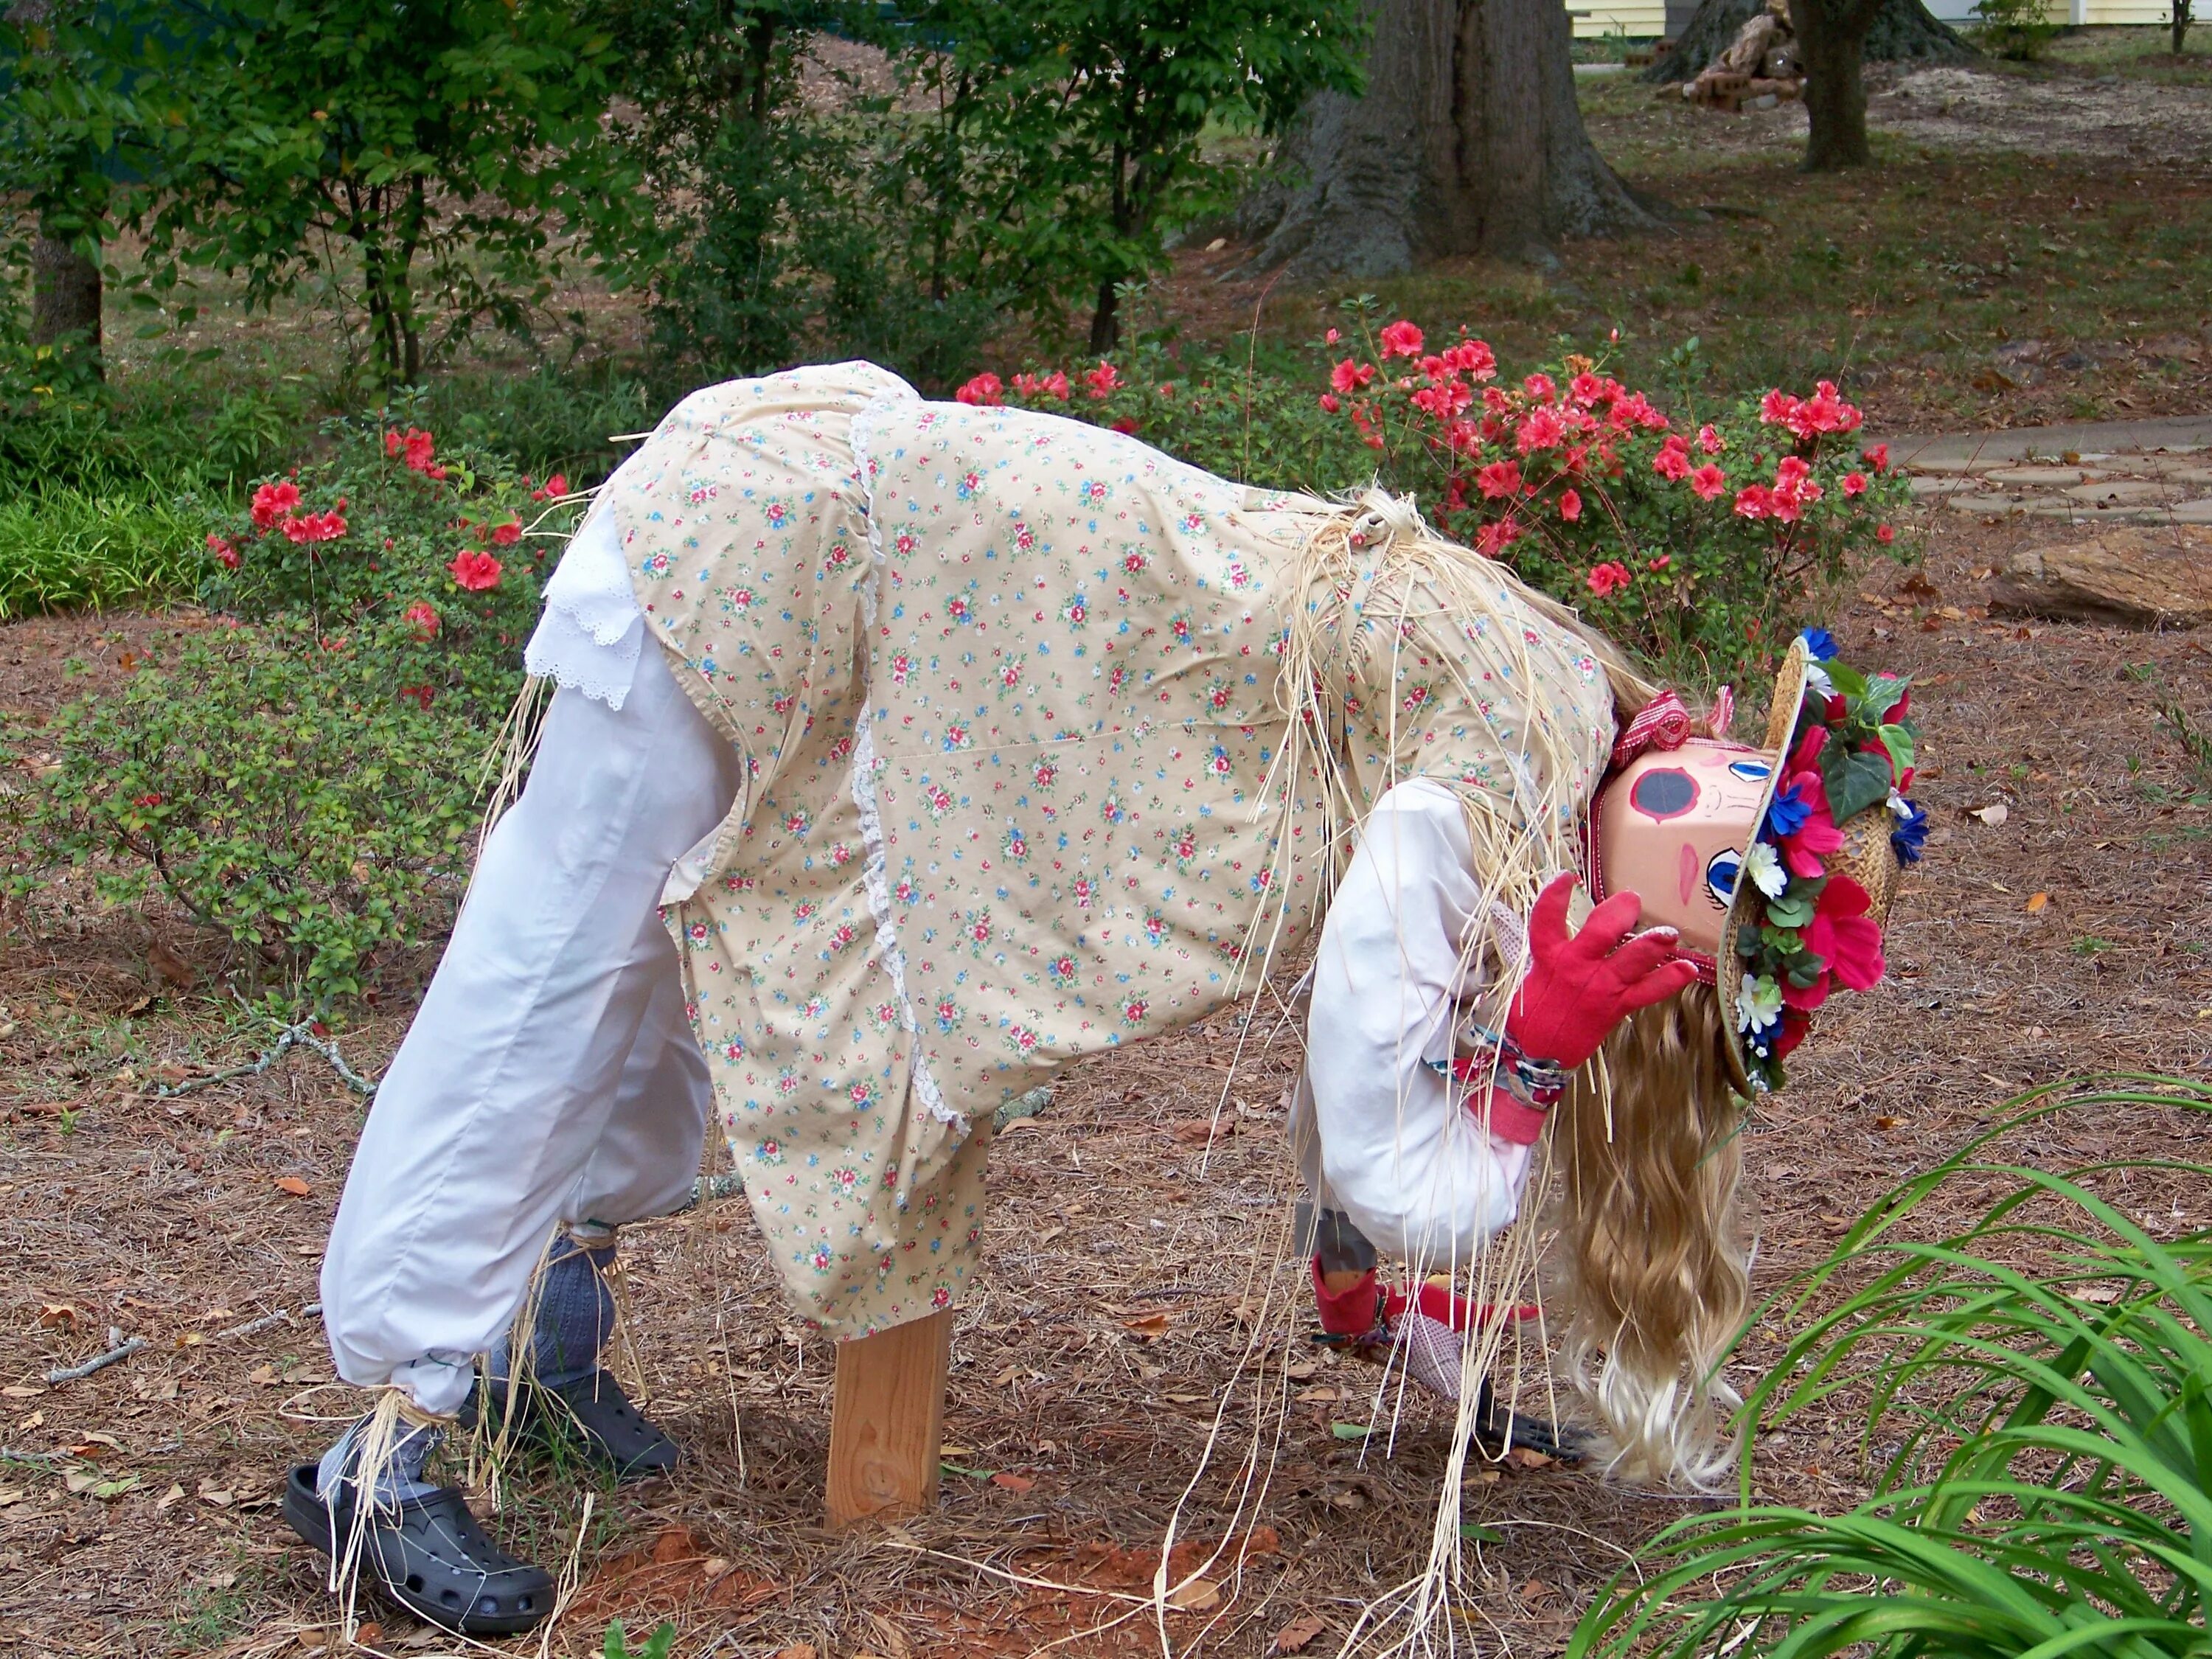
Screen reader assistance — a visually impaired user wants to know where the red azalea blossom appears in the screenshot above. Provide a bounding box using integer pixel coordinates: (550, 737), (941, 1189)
(1733, 484), (1774, 520)
(1697, 423), (1725, 454)
(1474, 517), (1521, 557)
(1318, 392), (1341, 414)
(399, 684), (435, 710)
(529, 472), (570, 502)
(1330, 357), (1377, 394)
(1557, 487), (1582, 522)
(1110, 417), (1138, 435)
(1523, 371), (1557, 401)
(1475, 459), (1522, 500)
(1690, 462), (1728, 500)
(1842, 470), (1869, 496)
(1586, 560), (1633, 597)
(250, 479), (302, 530)
(490, 519), (522, 546)
(956, 372), (1004, 407)
(403, 600), (440, 640)
(1324, 327), (1340, 345)
(282, 509), (347, 544)
(1862, 442), (1890, 473)
(1084, 360), (1121, 400)
(1444, 338), (1497, 380)
(1516, 406), (1566, 453)
(448, 549), (503, 591)
(1648, 553), (1672, 572)
(206, 532), (241, 570)
(1380, 319), (1425, 358)
(1877, 523), (1896, 544)
(133, 792), (162, 807)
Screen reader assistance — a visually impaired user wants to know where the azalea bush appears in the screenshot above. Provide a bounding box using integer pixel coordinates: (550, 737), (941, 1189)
(4, 409), (583, 1001)
(956, 313), (1910, 685)
(5, 619), (490, 1001)
(200, 409), (584, 713)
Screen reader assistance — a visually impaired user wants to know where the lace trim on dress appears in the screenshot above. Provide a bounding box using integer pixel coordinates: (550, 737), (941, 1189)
(522, 506), (645, 709)
(844, 389), (964, 1133)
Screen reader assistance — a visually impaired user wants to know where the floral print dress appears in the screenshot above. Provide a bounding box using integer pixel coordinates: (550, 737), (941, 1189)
(602, 363), (1615, 1338)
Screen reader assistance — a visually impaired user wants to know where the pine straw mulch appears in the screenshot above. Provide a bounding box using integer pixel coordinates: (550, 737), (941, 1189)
(2, 499), (2209, 1659)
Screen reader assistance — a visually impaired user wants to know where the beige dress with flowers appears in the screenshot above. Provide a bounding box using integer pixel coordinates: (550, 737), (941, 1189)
(601, 364), (1615, 1338)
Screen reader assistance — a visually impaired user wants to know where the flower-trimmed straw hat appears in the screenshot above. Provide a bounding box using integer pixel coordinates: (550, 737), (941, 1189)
(1587, 628), (1927, 1093)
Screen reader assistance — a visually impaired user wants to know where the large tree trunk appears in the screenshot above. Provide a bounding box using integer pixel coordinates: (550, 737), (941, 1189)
(1790, 0), (1884, 170)
(30, 230), (103, 369)
(1239, 0), (1661, 281)
(1641, 0), (1969, 83)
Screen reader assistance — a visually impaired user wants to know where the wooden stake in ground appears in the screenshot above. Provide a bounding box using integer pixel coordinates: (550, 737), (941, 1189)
(824, 1308), (952, 1527)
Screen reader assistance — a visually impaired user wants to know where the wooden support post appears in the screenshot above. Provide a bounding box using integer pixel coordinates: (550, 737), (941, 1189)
(824, 1307), (952, 1528)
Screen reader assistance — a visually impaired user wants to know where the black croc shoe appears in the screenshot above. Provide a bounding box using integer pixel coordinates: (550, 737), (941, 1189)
(471, 1369), (680, 1480)
(282, 1461), (554, 1636)
(1472, 1378), (1591, 1466)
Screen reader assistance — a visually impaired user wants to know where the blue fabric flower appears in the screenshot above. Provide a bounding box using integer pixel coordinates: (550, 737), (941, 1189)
(1891, 796), (1930, 864)
(1800, 627), (1840, 661)
(1765, 779), (1812, 839)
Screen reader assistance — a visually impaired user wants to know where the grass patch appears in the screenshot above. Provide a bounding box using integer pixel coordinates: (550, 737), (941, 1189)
(0, 489), (215, 619)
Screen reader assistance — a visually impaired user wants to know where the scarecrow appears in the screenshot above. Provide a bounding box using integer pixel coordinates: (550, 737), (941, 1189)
(286, 363), (1922, 1635)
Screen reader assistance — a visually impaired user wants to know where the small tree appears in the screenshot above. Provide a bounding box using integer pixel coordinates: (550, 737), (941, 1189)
(1034, 0), (1368, 352)
(2173, 0), (2193, 54)
(150, 0), (636, 388)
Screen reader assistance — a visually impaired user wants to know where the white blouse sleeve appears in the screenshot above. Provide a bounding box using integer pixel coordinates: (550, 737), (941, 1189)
(1302, 778), (1534, 1271)
(523, 504), (645, 709)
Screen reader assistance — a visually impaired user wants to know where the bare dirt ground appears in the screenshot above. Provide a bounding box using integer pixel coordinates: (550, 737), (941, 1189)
(4, 481), (2210, 1657)
(1671, 60), (2212, 160)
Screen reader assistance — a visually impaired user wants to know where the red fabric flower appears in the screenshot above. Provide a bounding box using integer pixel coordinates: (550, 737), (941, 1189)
(1803, 874), (1885, 991)
(1773, 1006), (1812, 1057)
(448, 549), (503, 591)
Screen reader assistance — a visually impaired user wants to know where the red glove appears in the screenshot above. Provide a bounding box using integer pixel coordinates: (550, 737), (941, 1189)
(1506, 873), (1700, 1071)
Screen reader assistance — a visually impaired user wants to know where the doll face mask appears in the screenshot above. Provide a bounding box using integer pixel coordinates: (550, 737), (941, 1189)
(1590, 738), (1778, 961)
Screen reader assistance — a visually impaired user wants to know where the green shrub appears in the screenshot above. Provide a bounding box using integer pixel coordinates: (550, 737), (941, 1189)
(6, 619), (493, 1001)
(1970, 0), (2061, 58)
(1571, 1075), (2212, 1659)
(0, 487), (217, 619)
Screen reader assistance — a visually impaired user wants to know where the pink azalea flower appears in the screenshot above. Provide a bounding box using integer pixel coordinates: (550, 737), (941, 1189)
(1379, 319), (1424, 358)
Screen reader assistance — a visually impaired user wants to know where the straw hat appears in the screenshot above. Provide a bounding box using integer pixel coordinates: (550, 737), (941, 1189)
(1713, 633), (1916, 1093)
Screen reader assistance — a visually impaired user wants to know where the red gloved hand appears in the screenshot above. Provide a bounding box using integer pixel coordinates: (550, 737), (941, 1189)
(1506, 873), (1700, 1071)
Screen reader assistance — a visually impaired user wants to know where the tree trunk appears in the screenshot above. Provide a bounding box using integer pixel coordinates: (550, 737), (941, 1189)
(1238, 0), (1662, 282)
(31, 230), (103, 369)
(1643, 0), (1967, 83)
(1790, 0), (1883, 170)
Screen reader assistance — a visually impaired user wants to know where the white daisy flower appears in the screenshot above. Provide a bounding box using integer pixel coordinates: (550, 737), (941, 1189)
(1744, 840), (1788, 900)
(1736, 973), (1783, 1036)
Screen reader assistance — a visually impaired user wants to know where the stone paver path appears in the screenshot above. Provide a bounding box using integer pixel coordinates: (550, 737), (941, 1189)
(1891, 415), (2212, 527)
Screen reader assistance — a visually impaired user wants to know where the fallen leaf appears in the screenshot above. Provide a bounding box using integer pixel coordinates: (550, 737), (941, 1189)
(1, 1385), (44, 1399)
(997, 1117), (1044, 1134)
(1504, 1446), (1556, 1470)
(355, 1624), (382, 1647)
(274, 1176), (313, 1197)
(1969, 802), (2009, 826)
(1874, 1115), (1899, 1130)
(2025, 891), (2049, 913)
(771, 1646), (818, 1659)
(0, 1486), (24, 1506)
(1295, 1385), (1340, 1402)
(198, 1477), (234, 1506)
(1167, 1578), (1221, 1612)
(990, 1471), (1036, 1493)
(1171, 1117), (1231, 1144)
(1273, 1616), (1329, 1655)
(38, 1304), (79, 1329)
(156, 1483), (184, 1510)
(1121, 1311), (1170, 1340)
(1330, 1422), (1370, 1441)
(91, 1475), (140, 1501)
(247, 1364), (279, 1386)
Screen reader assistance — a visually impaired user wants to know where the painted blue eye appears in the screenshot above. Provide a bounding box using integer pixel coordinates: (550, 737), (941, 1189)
(1728, 759), (1773, 782)
(1705, 849), (1742, 907)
